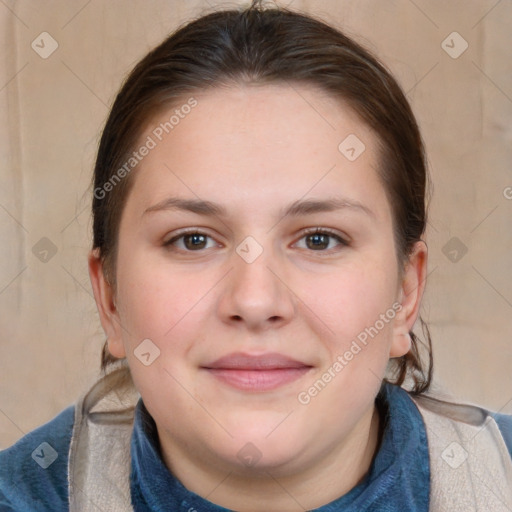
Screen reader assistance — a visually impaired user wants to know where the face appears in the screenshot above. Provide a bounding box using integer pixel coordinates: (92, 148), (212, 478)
(90, 83), (425, 479)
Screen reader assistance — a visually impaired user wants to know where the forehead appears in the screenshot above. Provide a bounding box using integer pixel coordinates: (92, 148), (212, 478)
(125, 83), (389, 221)
(166, 83), (371, 156)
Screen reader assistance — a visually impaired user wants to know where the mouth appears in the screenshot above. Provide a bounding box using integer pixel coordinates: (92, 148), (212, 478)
(200, 352), (313, 392)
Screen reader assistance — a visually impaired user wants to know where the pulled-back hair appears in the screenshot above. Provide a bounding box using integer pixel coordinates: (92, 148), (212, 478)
(92, 0), (433, 393)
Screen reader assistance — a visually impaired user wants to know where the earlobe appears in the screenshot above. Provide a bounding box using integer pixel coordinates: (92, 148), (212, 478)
(88, 249), (126, 358)
(105, 337), (126, 359)
(389, 331), (412, 358)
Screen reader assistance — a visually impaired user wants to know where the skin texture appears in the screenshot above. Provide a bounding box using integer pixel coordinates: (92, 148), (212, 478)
(89, 83), (427, 511)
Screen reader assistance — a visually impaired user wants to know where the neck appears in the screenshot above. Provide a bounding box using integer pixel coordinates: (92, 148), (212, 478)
(158, 403), (381, 511)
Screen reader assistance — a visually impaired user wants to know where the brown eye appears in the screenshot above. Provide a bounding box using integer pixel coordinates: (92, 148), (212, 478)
(183, 233), (208, 250)
(165, 231), (217, 251)
(295, 229), (348, 252)
(305, 233), (330, 250)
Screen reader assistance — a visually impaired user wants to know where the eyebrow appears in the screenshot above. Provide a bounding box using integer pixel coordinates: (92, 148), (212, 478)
(283, 197), (375, 219)
(143, 196), (375, 219)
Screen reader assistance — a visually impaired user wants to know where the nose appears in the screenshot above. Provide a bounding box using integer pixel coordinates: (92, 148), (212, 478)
(217, 242), (296, 331)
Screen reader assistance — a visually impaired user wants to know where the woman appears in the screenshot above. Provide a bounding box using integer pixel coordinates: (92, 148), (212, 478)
(1, 1), (511, 511)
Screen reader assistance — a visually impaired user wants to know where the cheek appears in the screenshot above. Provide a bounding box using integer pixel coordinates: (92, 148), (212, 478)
(302, 256), (399, 347)
(115, 251), (209, 346)
(115, 259), (211, 397)
(296, 261), (399, 428)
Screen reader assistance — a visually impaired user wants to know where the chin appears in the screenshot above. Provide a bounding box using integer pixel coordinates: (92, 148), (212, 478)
(218, 428), (308, 473)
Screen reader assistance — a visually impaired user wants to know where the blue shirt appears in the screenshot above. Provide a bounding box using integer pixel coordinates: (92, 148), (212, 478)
(1, 382), (511, 511)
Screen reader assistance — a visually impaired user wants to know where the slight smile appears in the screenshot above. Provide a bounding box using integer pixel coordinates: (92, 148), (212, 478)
(201, 352), (314, 392)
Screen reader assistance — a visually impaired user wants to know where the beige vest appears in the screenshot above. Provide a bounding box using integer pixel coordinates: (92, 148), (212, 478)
(68, 371), (512, 511)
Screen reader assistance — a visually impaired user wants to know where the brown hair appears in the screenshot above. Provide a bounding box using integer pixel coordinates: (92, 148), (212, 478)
(92, 0), (433, 393)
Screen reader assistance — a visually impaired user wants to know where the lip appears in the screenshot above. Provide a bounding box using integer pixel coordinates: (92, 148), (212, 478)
(201, 352), (313, 391)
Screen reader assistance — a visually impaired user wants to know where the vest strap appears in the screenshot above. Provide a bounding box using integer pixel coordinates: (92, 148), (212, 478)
(68, 369), (137, 512)
(413, 394), (512, 511)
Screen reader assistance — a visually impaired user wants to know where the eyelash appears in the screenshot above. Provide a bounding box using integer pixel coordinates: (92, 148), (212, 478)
(298, 227), (349, 251)
(163, 227), (349, 253)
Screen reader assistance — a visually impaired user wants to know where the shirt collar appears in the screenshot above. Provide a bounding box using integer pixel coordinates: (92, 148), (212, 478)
(130, 382), (429, 511)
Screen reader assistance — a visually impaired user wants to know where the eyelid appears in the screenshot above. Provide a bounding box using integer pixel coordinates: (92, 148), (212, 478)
(163, 227), (350, 252)
(163, 228), (222, 249)
(296, 227), (350, 245)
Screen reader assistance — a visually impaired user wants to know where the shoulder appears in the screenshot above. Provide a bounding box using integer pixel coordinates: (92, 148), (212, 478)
(408, 390), (512, 508)
(491, 412), (512, 459)
(410, 390), (512, 464)
(0, 405), (75, 512)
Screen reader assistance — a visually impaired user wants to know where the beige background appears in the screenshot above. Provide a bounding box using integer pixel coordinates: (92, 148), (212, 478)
(1, 0), (511, 448)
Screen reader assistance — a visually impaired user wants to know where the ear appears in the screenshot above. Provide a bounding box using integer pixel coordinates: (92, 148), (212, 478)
(88, 249), (126, 358)
(390, 240), (428, 358)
